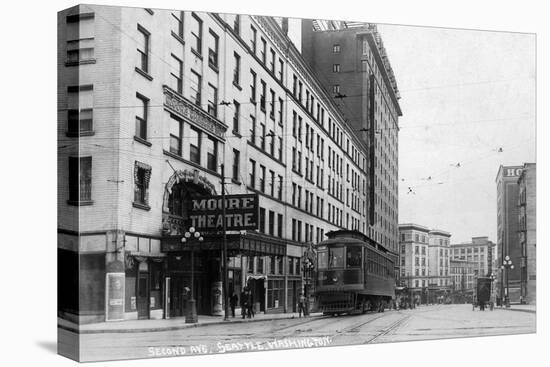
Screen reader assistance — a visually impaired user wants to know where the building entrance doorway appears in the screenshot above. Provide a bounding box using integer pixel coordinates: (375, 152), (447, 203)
(137, 272), (150, 319)
(247, 278), (266, 313)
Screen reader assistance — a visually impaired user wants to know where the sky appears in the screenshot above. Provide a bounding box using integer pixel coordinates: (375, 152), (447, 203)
(376, 24), (536, 243)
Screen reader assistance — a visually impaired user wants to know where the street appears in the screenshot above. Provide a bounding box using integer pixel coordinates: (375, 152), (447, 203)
(60, 304), (535, 362)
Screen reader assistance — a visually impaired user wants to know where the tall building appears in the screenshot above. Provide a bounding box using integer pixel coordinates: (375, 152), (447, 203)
(399, 224), (451, 303)
(449, 237), (496, 278)
(301, 21), (402, 274)
(58, 5), (393, 323)
(449, 259), (476, 303)
(495, 166), (524, 303)
(518, 163), (536, 303)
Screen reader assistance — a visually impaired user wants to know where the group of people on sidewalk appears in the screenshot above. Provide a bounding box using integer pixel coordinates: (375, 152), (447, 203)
(228, 289), (310, 319)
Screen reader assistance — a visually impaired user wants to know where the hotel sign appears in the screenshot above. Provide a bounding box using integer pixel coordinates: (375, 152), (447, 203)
(189, 194), (259, 231)
(503, 167), (523, 177)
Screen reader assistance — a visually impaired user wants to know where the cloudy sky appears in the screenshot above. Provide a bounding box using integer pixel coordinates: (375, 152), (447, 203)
(377, 24), (536, 242)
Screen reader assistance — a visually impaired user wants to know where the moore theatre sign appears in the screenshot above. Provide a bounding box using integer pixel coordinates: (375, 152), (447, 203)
(189, 194), (259, 231)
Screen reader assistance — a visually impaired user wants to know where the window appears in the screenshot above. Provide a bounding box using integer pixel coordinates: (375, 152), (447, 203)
(171, 11), (184, 40)
(268, 211), (275, 235)
(278, 137), (283, 161)
(278, 98), (284, 125)
(191, 13), (202, 54)
(170, 54), (183, 93)
(250, 70), (257, 103)
(249, 115), (256, 144)
(269, 130), (275, 156)
(362, 38), (368, 55)
(249, 159), (256, 188)
(278, 175), (283, 199)
(260, 123), (266, 150)
(208, 30), (219, 69)
(270, 89), (275, 119)
(333, 44), (340, 53)
(189, 70), (202, 106)
(278, 59), (284, 82)
(269, 170), (275, 197)
(328, 247), (344, 268)
(260, 165), (266, 192)
(207, 83), (217, 117)
(188, 126), (201, 164)
(332, 85), (340, 94)
(277, 214), (283, 237)
(232, 149), (240, 181)
(260, 80), (266, 111)
(134, 161), (152, 207)
(259, 208), (266, 233)
(169, 115), (182, 155)
(206, 136), (218, 172)
(270, 48), (276, 73)
(67, 85), (93, 135)
(136, 25), (150, 74)
(250, 25), (257, 53)
(66, 13), (95, 65)
(233, 52), (241, 85)
(135, 93), (148, 140)
(347, 246), (362, 267)
(332, 64), (340, 73)
(232, 101), (240, 133)
(233, 14), (240, 35)
(261, 37), (267, 64)
(68, 156), (92, 203)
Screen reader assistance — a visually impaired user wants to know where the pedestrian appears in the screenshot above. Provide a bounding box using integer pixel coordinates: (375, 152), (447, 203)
(230, 291), (239, 318)
(298, 293), (306, 317)
(240, 288), (247, 319)
(246, 290), (255, 319)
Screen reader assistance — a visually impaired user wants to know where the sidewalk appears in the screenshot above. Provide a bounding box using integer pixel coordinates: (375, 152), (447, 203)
(496, 304), (536, 313)
(58, 312), (323, 334)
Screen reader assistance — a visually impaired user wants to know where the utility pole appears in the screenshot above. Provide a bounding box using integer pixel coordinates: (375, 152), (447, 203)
(221, 164), (229, 321)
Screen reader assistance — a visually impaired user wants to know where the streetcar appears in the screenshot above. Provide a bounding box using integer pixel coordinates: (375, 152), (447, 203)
(314, 230), (395, 315)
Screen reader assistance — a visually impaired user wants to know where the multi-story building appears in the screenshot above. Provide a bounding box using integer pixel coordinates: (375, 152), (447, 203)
(399, 224), (451, 303)
(450, 237), (496, 278)
(449, 259), (476, 303)
(495, 165), (524, 303)
(58, 5), (397, 323)
(300, 21), (401, 276)
(517, 163), (536, 303)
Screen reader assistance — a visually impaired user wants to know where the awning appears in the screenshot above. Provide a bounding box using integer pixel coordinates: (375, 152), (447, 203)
(161, 231), (287, 256)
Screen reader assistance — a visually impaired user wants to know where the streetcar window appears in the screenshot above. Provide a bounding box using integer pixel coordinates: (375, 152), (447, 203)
(317, 251), (328, 269)
(346, 246), (362, 268)
(328, 247), (344, 268)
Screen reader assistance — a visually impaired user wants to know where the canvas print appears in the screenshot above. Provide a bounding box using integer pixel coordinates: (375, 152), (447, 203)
(57, 4), (536, 362)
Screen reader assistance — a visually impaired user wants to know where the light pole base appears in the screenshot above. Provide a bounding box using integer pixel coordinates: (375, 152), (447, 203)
(185, 299), (198, 323)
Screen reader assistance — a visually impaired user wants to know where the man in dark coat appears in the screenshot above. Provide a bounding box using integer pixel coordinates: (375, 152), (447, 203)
(230, 291), (239, 318)
(240, 288), (247, 319)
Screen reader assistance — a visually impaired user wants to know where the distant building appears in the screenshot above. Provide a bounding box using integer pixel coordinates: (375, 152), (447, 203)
(399, 224), (451, 303)
(450, 237), (496, 278)
(495, 165), (524, 303)
(518, 163), (536, 303)
(449, 259), (476, 302)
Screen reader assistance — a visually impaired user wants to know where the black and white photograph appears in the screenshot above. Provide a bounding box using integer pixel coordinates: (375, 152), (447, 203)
(53, 2), (539, 363)
(1, 0), (547, 366)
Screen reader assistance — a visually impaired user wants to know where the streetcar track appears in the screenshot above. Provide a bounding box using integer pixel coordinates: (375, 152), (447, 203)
(363, 314), (412, 344)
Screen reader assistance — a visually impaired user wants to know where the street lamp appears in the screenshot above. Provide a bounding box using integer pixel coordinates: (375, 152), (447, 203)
(500, 255), (514, 308)
(181, 227), (204, 323)
(302, 255), (315, 316)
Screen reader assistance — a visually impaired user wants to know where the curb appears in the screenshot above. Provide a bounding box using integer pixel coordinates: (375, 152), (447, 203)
(499, 308), (536, 314)
(58, 314), (322, 334)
